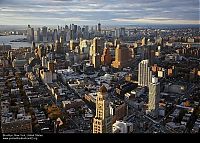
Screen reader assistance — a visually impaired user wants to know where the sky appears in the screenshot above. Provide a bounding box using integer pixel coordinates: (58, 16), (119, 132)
(0, 0), (199, 25)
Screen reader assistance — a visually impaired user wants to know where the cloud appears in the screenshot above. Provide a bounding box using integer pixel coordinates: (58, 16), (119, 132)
(0, 0), (199, 25)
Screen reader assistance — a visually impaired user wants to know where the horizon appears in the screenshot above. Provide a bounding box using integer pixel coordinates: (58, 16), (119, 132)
(0, 0), (199, 25)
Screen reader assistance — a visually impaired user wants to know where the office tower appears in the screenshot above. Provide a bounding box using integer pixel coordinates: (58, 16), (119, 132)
(77, 26), (82, 39)
(111, 44), (131, 69)
(41, 56), (47, 67)
(114, 39), (120, 47)
(27, 25), (34, 42)
(114, 28), (120, 38)
(65, 29), (71, 42)
(97, 23), (101, 32)
(142, 45), (156, 65)
(155, 36), (163, 46)
(142, 37), (148, 46)
(53, 29), (58, 42)
(54, 40), (62, 53)
(93, 85), (112, 133)
(138, 59), (152, 87)
(65, 25), (68, 29)
(47, 29), (53, 42)
(79, 39), (90, 54)
(70, 40), (79, 51)
(48, 61), (55, 72)
(37, 44), (46, 60)
(40, 68), (53, 84)
(82, 25), (89, 39)
(101, 46), (112, 66)
(42, 26), (48, 42)
(91, 37), (104, 55)
(119, 27), (126, 37)
(92, 53), (101, 69)
(70, 24), (77, 40)
(31, 41), (36, 53)
(60, 36), (64, 48)
(34, 28), (40, 42)
(147, 76), (160, 117)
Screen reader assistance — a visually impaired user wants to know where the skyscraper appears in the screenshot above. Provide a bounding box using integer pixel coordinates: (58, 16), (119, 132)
(27, 25), (34, 42)
(119, 27), (126, 37)
(92, 37), (104, 55)
(37, 44), (46, 60)
(111, 44), (131, 69)
(114, 39), (120, 47)
(147, 76), (160, 118)
(138, 60), (152, 87)
(54, 40), (62, 53)
(142, 37), (148, 46)
(31, 41), (36, 53)
(60, 36), (64, 48)
(42, 26), (48, 42)
(101, 47), (112, 66)
(142, 45), (156, 65)
(93, 85), (112, 133)
(34, 28), (40, 42)
(97, 23), (101, 32)
(53, 29), (58, 42)
(92, 53), (101, 69)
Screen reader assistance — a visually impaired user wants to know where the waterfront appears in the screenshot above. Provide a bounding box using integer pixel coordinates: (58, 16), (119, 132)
(0, 35), (31, 48)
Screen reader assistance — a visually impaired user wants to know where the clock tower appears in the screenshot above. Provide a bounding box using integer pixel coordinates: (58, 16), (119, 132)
(93, 85), (112, 133)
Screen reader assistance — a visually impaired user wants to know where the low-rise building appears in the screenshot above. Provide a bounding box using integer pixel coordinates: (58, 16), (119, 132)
(112, 120), (133, 133)
(110, 100), (127, 124)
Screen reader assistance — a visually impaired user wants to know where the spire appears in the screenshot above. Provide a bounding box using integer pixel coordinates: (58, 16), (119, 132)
(99, 85), (107, 94)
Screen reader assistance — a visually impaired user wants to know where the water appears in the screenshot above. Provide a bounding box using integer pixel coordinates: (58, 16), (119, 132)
(0, 35), (32, 48)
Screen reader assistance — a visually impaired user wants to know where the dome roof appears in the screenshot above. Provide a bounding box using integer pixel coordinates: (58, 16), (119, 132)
(99, 85), (107, 93)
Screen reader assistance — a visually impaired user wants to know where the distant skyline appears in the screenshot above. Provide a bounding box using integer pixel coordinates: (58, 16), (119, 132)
(0, 0), (199, 25)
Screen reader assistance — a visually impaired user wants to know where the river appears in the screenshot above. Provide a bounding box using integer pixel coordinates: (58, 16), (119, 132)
(0, 35), (32, 48)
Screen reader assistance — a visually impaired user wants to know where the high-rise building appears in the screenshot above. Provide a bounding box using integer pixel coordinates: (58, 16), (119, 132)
(119, 27), (126, 37)
(92, 53), (101, 69)
(101, 47), (112, 66)
(147, 76), (160, 117)
(31, 41), (36, 53)
(82, 25), (89, 39)
(155, 36), (163, 46)
(97, 23), (101, 32)
(93, 85), (112, 133)
(114, 39), (120, 47)
(65, 29), (71, 42)
(53, 29), (58, 42)
(111, 44), (131, 69)
(27, 25), (34, 42)
(41, 56), (47, 67)
(42, 26), (48, 42)
(34, 28), (40, 42)
(138, 60), (152, 87)
(141, 45), (156, 65)
(60, 36), (64, 48)
(114, 28), (120, 38)
(47, 61), (55, 72)
(70, 40), (79, 51)
(70, 24), (77, 40)
(79, 39), (90, 54)
(112, 120), (133, 133)
(54, 40), (62, 53)
(40, 68), (53, 84)
(141, 37), (148, 46)
(37, 44), (46, 60)
(92, 37), (104, 55)
(47, 29), (53, 42)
